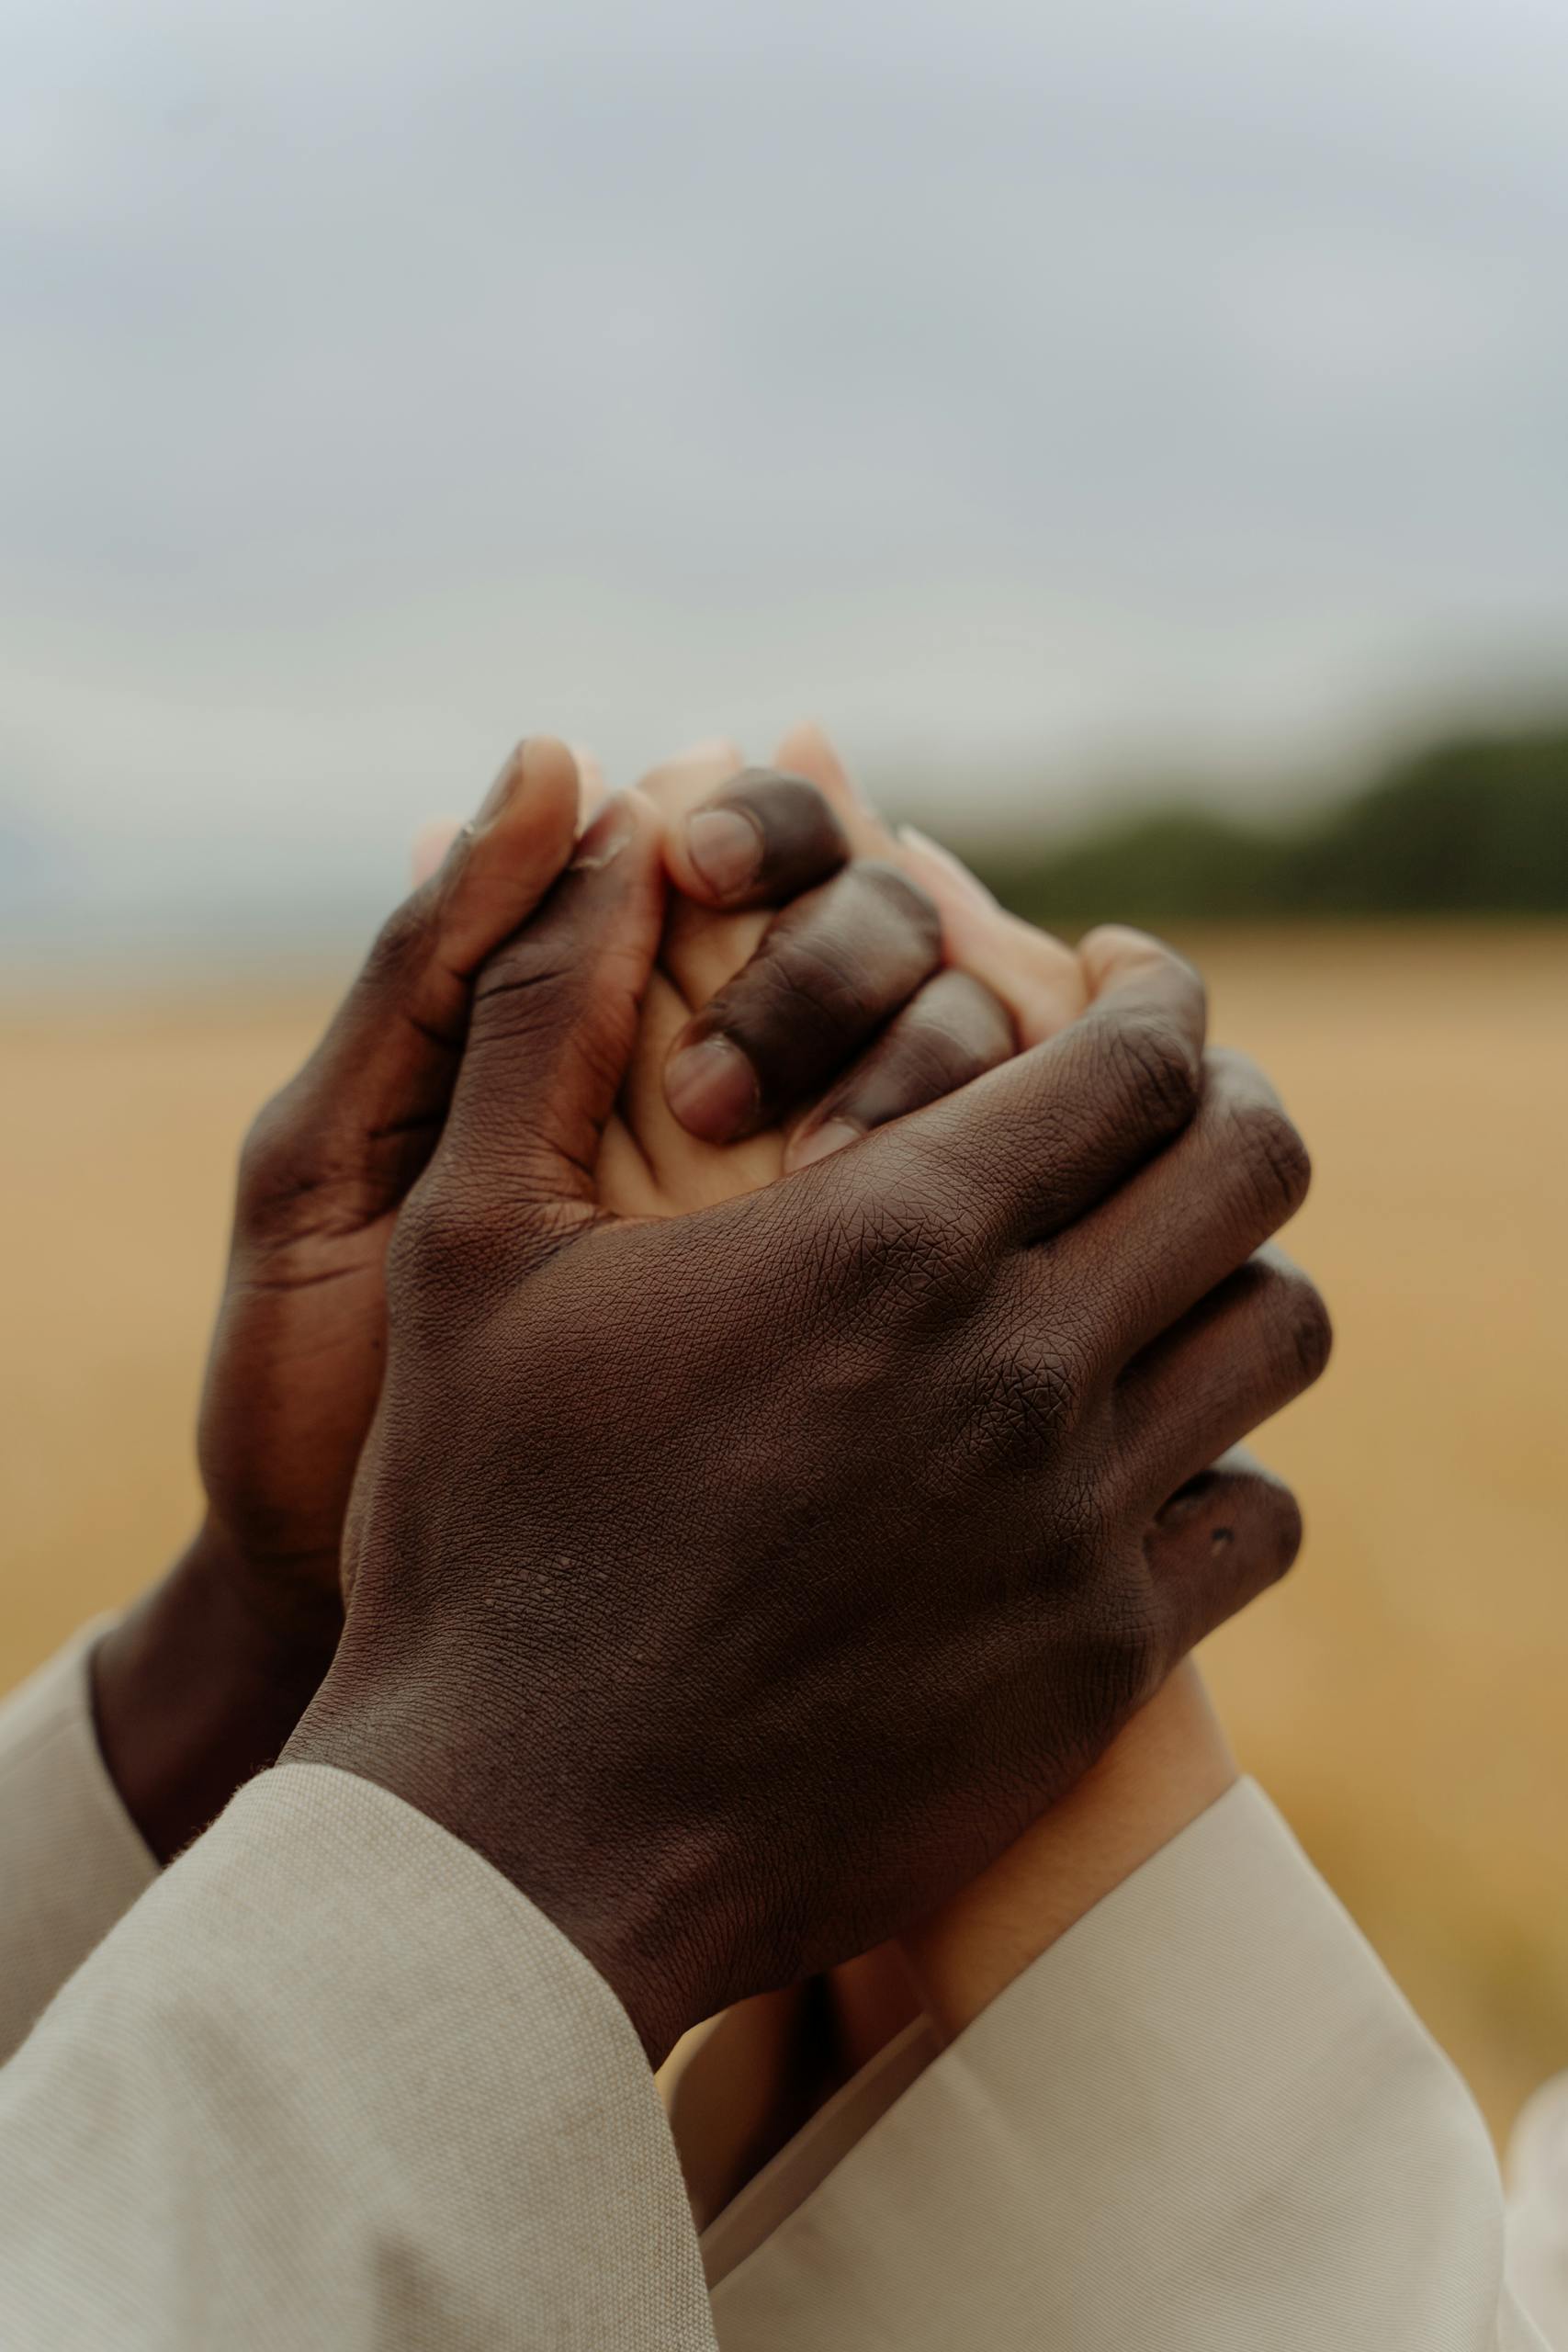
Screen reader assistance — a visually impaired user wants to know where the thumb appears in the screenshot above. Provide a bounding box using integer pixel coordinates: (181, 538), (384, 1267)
(434, 790), (667, 1226)
(242, 738), (581, 1239)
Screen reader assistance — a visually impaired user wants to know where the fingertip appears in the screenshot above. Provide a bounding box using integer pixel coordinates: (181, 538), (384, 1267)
(895, 827), (998, 959)
(773, 717), (840, 776)
(1080, 924), (1196, 996)
(474, 737), (583, 846)
(664, 1031), (761, 1143)
(570, 743), (609, 824)
(1150, 1458), (1304, 1596)
(1079, 926), (1208, 1041)
(784, 1116), (862, 1173)
(897, 829), (1088, 1048)
(773, 718), (878, 824)
(637, 740), (748, 820)
(517, 733), (583, 810)
(434, 737), (585, 976)
(668, 770), (850, 910)
(569, 786), (662, 876)
(675, 735), (747, 768)
(897, 826), (998, 913)
(412, 818), (466, 888)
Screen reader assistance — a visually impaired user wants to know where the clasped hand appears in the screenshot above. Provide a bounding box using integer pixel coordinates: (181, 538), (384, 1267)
(97, 726), (1326, 2070)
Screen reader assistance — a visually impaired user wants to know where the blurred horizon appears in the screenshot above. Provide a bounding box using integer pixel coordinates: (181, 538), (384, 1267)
(6, 0), (1568, 969)
(6, 706), (1567, 980)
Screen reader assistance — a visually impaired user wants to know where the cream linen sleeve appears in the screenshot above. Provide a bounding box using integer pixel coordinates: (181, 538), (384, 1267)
(0, 1627), (158, 2063)
(705, 1780), (1545, 2352)
(0, 1761), (717, 2351)
(1506, 2072), (1568, 2343)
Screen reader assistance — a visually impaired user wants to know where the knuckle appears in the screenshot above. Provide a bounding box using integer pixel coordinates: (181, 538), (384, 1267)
(1084, 927), (1207, 1016)
(842, 1189), (957, 1308)
(745, 866), (943, 1054)
(964, 1327), (1088, 1468)
(915, 972), (1015, 1072)
(1107, 1011), (1201, 1132)
(1276, 1268), (1334, 1385)
(878, 1014), (994, 1109)
(1256, 1481), (1306, 1586)
(468, 937), (581, 1056)
(835, 1142), (973, 1308)
(388, 1180), (485, 1305)
(1233, 1102), (1313, 1226)
(1185, 1464), (1306, 1595)
(234, 1081), (312, 1227)
(761, 925), (865, 1028)
(851, 861), (944, 959)
(365, 892), (436, 989)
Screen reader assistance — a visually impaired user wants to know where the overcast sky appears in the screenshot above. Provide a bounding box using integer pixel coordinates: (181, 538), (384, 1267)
(4, 0), (1567, 944)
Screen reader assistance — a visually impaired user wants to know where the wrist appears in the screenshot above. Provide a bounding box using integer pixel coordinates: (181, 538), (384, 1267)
(902, 1664), (1237, 2039)
(93, 1516), (340, 1863)
(285, 1645), (701, 2065)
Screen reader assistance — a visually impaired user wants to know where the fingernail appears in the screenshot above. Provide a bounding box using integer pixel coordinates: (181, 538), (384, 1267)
(673, 736), (743, 765)
(785, 1117), (862, 1170)
(899, 826), (998, 911)
(685, 808), (762, 899)
(570, 793), (634, 873)
(664, 1034), (760, 1141)
(570, 742), (607, 820)
(477, 744), (526, 829)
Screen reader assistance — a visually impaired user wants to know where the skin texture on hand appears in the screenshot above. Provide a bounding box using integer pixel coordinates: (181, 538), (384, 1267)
(95, 743), (584, 1858)
(88, 724), (982, 1862)
(288, 759), (1328, 2064)
(604, 728), (1291, 2060)
(92, 731), (971, 1861)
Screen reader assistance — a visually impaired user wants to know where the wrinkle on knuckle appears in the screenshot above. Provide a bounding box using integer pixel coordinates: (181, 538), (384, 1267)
(1107, 1011), (1201, 1135)
(962, 1333), (1084, 1469)
(1233, 1102), (1313, 1227)
(1278, 1270), (1334, 1385)
(852, 861), (943, 956)
(366, 896), (434, 990)
(1255, 1482), (1306, 1585)
(844, 1195), (955, 1309)
(761, 933), (865, 1030)
(884, 1019), (991, 1105)
(934, 972), (1017, 1059)
(472, 937), (573, 1018)
(389, 1183), (484, 1304)
(235, 1080), (332, 1233)
(237, 1091), (295, 1202)
(831, 1149), (971, 1313)
(739, 869), (944, 1065)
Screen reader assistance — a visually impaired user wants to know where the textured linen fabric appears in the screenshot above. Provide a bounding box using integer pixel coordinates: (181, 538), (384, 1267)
(1506, 2077), (1568, 2344)
(705, 1781), (1549, 2350)
(1, 1632), (1565, 2347)
(0, 1624), (157, 2064)
(0, 1761), (718, 2350)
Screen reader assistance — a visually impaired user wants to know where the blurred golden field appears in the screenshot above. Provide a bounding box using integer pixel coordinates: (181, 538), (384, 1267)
(3, 924), (1566, 2141)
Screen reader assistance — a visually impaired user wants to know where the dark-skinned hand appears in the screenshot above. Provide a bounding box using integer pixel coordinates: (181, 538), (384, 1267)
(91, 738), (1003, 1858)
(288, 768), (1328, 2064)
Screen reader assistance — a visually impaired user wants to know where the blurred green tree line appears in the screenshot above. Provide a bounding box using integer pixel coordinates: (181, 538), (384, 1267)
(967, 721), (1568, 927)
